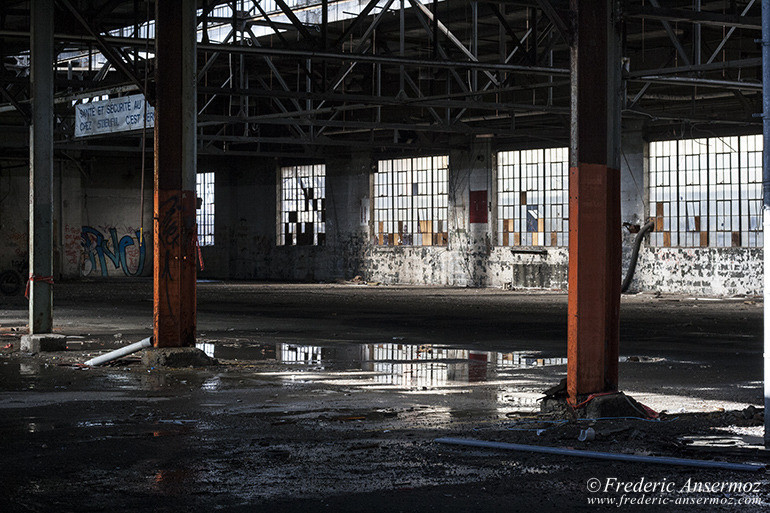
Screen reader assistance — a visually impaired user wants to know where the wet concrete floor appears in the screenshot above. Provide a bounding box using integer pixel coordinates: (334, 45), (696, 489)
(0, 281), (768, 511)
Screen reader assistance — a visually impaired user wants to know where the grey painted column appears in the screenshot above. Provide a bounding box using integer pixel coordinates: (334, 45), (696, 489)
(761, 0), (770, 449)
(28, 0), (54, 334)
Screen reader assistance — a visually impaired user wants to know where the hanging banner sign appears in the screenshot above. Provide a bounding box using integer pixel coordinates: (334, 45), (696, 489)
(74, 93), (154, 138)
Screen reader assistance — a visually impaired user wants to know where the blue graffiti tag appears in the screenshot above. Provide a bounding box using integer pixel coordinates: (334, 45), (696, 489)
(81, 226), (146, 277)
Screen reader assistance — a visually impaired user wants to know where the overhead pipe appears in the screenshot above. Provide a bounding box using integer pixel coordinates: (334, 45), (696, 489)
(762, 0), (770, 450)
(435, 438), (766, 472)
(84, 337), (152, 366)
(621, 219), (655, 293)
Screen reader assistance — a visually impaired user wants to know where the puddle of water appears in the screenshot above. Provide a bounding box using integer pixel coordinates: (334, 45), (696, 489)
(193, 341), (568, 399)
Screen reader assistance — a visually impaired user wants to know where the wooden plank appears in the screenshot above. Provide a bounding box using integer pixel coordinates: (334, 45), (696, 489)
(520, 192), (527, 205)
(663, 232), (671, 247)
(532, 232), (538, 246)
(538, 218), (545, 232)
(693, 215), (701, 232)
(551, 231), (558, 247)
(700, 231), (708, 247)
(655, 203), (664, 231)
(514, 232), (521, 246)
(732, 231), (741, 247)
(503, 232), (509, 246)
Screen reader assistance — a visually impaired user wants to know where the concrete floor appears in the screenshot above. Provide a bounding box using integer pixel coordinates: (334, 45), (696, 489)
(1, 281), (768, 511)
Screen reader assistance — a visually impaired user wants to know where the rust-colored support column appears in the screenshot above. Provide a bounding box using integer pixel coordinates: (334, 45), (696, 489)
(567, 0), (623, 402)
(153, 1), (197, 347)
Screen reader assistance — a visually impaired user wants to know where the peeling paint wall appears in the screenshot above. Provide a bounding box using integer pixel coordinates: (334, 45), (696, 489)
(3, 129), (764, 297)
(195, 134), (764, 296)
(631, 246), (762, 296)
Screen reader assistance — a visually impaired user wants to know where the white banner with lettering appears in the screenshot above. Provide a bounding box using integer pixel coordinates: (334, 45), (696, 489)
(75, 94), (154, 138)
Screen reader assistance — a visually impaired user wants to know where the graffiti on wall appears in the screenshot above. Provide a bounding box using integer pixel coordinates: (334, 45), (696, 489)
(7, 228), (28, 273)
(81, 226), (146, 277)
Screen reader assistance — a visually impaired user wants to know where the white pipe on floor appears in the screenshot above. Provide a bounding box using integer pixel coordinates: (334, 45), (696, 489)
(84, 337), (152, 367)
(435, 437), (766, 472)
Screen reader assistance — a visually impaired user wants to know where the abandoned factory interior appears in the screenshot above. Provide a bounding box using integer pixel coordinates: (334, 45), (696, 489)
(2, 0), (770, 511)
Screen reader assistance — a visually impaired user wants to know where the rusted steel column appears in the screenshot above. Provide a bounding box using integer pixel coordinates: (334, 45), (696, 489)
(567, 0), (623, 402)
(28, 0), (54, 334)
(153, 1), (197, 347)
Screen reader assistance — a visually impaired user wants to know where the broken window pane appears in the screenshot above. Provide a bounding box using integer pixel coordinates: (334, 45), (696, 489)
(279, 164), (326, 246)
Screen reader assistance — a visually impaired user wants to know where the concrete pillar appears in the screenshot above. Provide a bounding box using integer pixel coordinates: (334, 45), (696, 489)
(449, 139), (492, 286)
(325, 154), (371, 279)
(28, 0), (54, 334)
(620, 123), (646, 227)
(567, 0), (623, 402)
(153, 2), (197, 347)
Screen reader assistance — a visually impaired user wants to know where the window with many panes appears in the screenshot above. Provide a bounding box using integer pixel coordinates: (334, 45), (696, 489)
(374, 156), (449, 246)
(279, 164), (326, 245)
(649, 135), (762, 248)
(497, 147), (569, 247)
(196, 172), (215, 246)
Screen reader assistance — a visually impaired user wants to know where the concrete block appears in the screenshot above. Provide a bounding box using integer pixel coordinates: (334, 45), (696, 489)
(142, 347), (218, 368)
(20, 334), (67, 353)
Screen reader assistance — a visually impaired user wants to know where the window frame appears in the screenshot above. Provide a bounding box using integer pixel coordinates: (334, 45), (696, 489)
(496, 147), (569, 248)
(196, 171), (215, 247)
(277, 163), (327, 246)
(373, 155), (449, 247)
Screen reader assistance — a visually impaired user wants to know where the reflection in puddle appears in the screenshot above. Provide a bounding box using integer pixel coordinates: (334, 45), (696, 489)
(196, 340), (566, 391)
(281, 344), (322, 364)
(201, 376), (221, 391)
(76, 420), (115, 428)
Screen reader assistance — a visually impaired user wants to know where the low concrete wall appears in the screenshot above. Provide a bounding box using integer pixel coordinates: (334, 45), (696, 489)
(632, 246), (762, 296)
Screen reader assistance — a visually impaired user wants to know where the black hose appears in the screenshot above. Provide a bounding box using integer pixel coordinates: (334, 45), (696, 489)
(621, 220), (655, 293)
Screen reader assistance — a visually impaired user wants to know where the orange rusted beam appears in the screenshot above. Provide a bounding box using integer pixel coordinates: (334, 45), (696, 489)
(567, 0), (622, 402)
(567, 163), (621, 400)
(153, 190), (197, 347)
(153, 2), (197, 348)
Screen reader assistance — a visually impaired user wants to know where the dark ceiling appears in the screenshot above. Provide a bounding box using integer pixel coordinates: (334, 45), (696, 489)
(0, 0), (763, 160)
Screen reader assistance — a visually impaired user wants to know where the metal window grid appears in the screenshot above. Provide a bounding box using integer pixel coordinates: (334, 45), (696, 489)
(279, 164), (326, 246)
(649, 135), (762, 248)
(497, 147), (569, 247)
(374, 155), (449, 246)
(196, 171), (215, 246)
